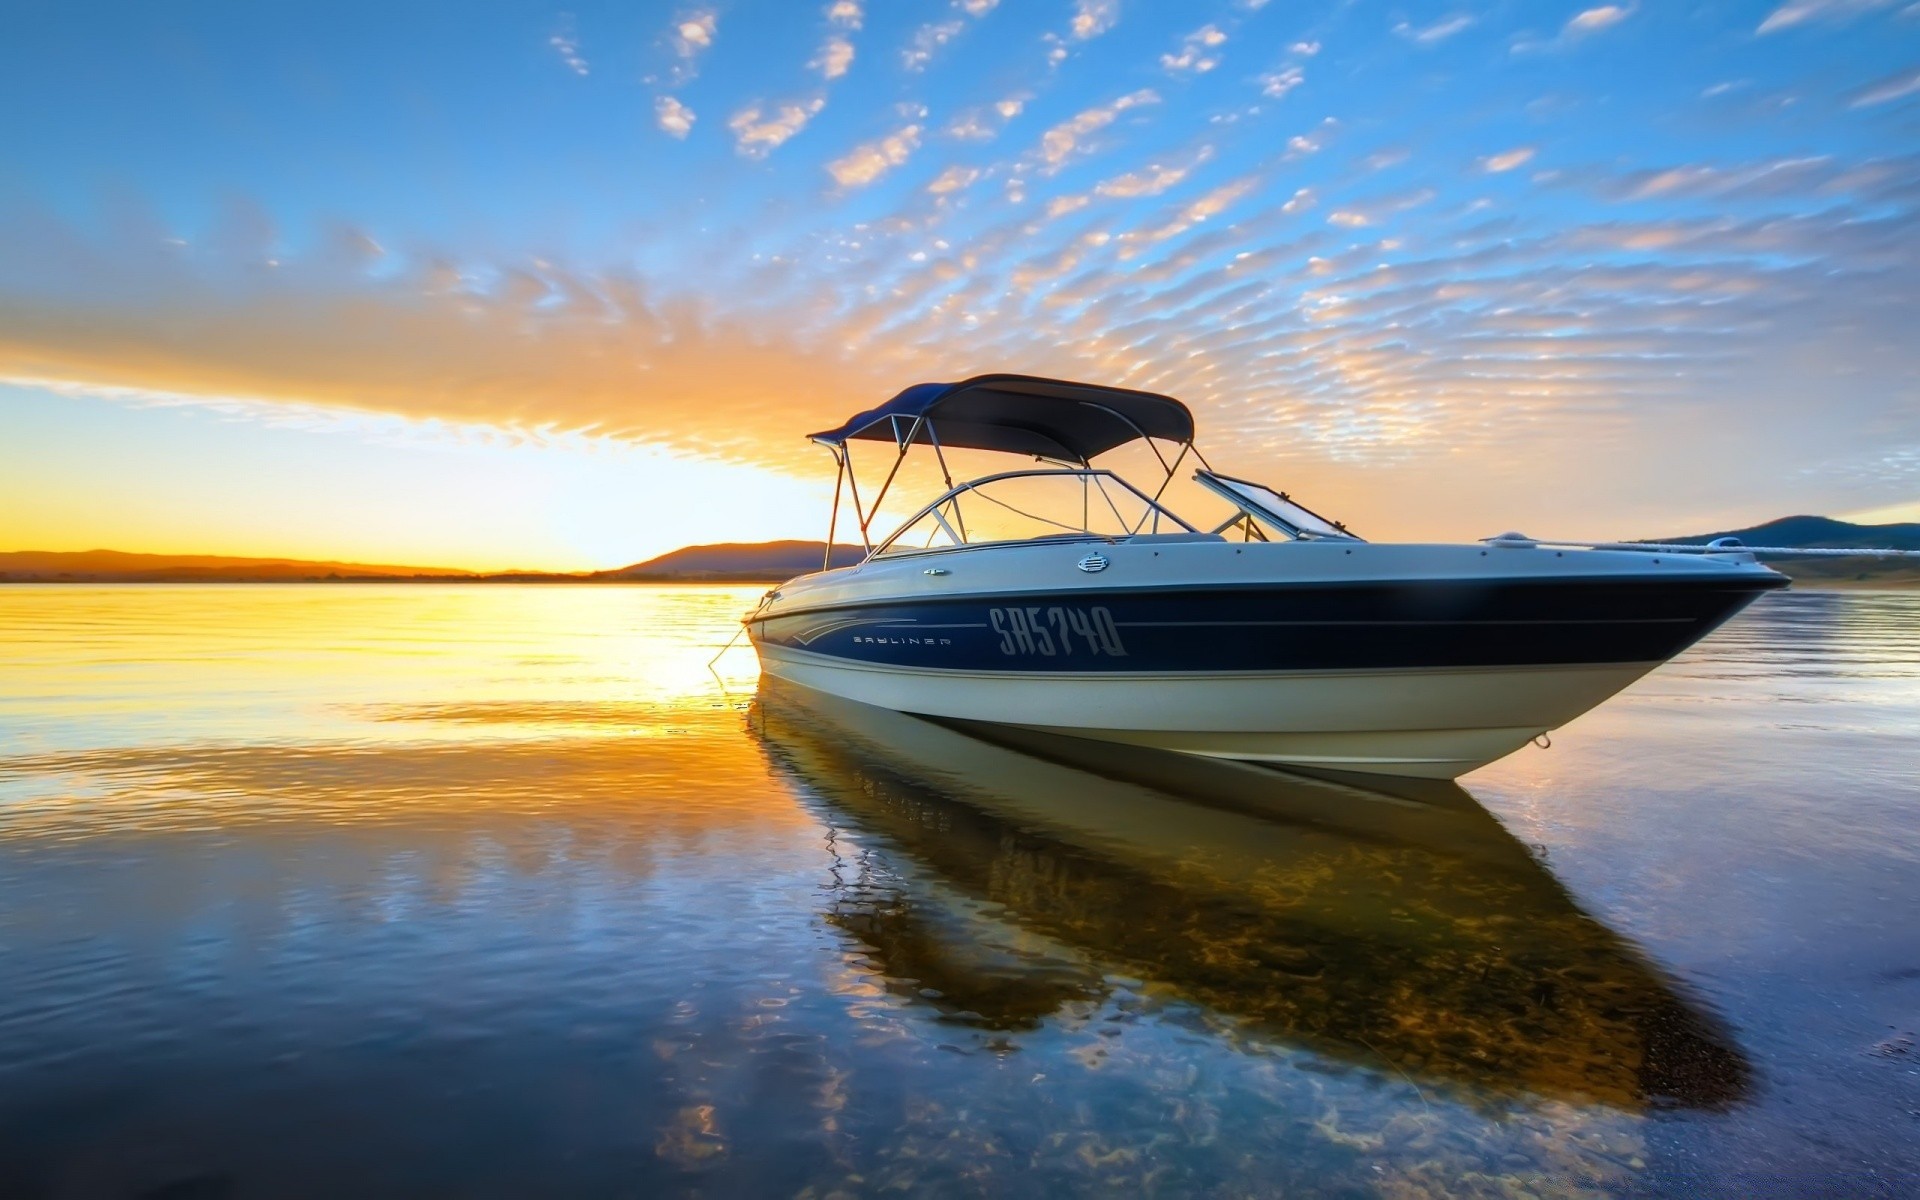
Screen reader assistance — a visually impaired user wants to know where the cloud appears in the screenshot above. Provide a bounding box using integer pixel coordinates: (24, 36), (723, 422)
(1851, 66), (1920, 107)
(946, 111), (997, 141)
(812, 0), (866, 82)
(1120, 176), (1262, 250)
(902, 0), (1001, 72)
(947, 95), (1027, 141)
(1036, 89), (1160, 172)
(1316, 187), (1437, 229)
(655, 7), (718, 86)
(1590, 155), (1835, 201)
(827, 125), (922, 188)
(727, 98), (827, 158)
(1564, 5), (1632, 35)
(1259, 65), (1306, 99)
(549, 18), (589, 76)
(1393, 14), (1474, 43)
(1482, 146), (1536, 173)
(927, 165), (982, 195)
(1757, 0), (1899, 33)
(1282, 116), (1340, 160)
(674, 9), (717, 56)
(655, 96), (696, 138)
(1095, 146), (1215, 198)
(902, 19), (965, 71)
(0, 220), (905, 472)
(1618, 166), (1721, 198)
(1511, 7), (1634, 55)
(1290, 40), (1322, 56)
(1162, 24), (1228, 74)
(1072, 0), (1120, 40)
(811, 35), (855, 80)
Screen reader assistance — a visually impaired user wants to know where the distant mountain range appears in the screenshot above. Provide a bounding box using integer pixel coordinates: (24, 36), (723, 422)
(601, 540), (866, 581)
(0, 542), (865, 584)
(4, 519), (1915, 585)
(0, 549), (479, 582)
(1651, 515), (1920, 588)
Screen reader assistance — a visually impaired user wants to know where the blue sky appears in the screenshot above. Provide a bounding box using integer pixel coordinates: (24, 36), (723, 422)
(2, 0), (1916, 567)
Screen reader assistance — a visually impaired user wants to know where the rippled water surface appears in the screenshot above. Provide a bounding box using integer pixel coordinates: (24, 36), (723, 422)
(1, 585), (1916, 1197)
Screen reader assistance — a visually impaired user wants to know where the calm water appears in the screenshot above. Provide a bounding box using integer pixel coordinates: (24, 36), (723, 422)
(0, 585), (1915, 1198)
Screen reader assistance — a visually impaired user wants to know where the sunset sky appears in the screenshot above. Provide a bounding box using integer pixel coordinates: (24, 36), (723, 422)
(3, 0), (1916, 570)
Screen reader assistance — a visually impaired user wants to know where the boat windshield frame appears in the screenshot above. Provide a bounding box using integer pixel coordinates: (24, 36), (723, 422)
(867, 468), (1201, 560)
(1194, 469), (1364, 543)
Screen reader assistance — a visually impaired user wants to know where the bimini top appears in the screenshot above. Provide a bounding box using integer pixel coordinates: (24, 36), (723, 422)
(807, 373), (1195, 463)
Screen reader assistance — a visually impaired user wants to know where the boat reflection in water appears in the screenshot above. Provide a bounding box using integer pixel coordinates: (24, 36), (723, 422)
(750, 677), (1748, 1114)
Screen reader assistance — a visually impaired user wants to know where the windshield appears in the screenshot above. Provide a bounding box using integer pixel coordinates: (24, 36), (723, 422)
(873, 470), (1195, 556)
(1194, 471), (1359, 541)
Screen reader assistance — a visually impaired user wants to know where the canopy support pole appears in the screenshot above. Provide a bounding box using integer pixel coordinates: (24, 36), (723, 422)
(860, 415), (923, 543)
(822, 448), (847, 571)
(1136, 441), (1192, 534)
(925, 421), (967, 542)
(843, 447), (873, 553)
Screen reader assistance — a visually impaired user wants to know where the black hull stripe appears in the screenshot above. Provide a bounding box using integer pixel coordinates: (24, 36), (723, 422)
(1113, 617), (1693, 627)
(755, 572), (1786, 625)
(750, 578), (1775, 673)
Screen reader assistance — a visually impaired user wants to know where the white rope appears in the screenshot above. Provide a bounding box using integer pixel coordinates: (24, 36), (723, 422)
(705, 617), (762, 704)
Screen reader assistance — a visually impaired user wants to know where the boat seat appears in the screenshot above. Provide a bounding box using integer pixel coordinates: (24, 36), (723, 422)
(1123, 532), (1228, 543)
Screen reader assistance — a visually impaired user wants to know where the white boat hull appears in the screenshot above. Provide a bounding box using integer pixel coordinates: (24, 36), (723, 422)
(754, 641), (1657, 778)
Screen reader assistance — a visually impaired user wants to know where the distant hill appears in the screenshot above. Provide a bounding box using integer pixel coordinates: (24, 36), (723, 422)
(0, 542), (865, 584)
(0, 549), (480, 583)
(602, 541), (866, 581)
(1656, 516), (1920, 588)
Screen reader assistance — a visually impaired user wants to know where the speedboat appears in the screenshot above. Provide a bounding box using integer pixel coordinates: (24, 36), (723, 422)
(745, 374), (1789, 779)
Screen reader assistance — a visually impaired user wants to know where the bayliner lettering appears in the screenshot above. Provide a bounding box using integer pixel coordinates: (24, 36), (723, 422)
(989, 606), (1127, 657)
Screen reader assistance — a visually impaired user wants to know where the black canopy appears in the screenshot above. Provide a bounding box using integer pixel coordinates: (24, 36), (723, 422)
(808, 374), (1195, 462)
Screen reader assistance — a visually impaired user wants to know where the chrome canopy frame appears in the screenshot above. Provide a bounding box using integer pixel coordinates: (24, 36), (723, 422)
(810, 407), (1212, 568)
(806, 383), (1363, 567)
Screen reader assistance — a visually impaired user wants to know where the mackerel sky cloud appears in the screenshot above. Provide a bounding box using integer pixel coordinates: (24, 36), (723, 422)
(1, 0), (1917, 566)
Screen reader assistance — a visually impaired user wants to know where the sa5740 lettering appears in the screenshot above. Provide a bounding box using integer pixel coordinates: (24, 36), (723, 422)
(988, 606), (1128, 657)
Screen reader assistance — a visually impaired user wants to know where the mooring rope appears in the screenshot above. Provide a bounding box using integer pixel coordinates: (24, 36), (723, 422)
(705, 620), (750, 697)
